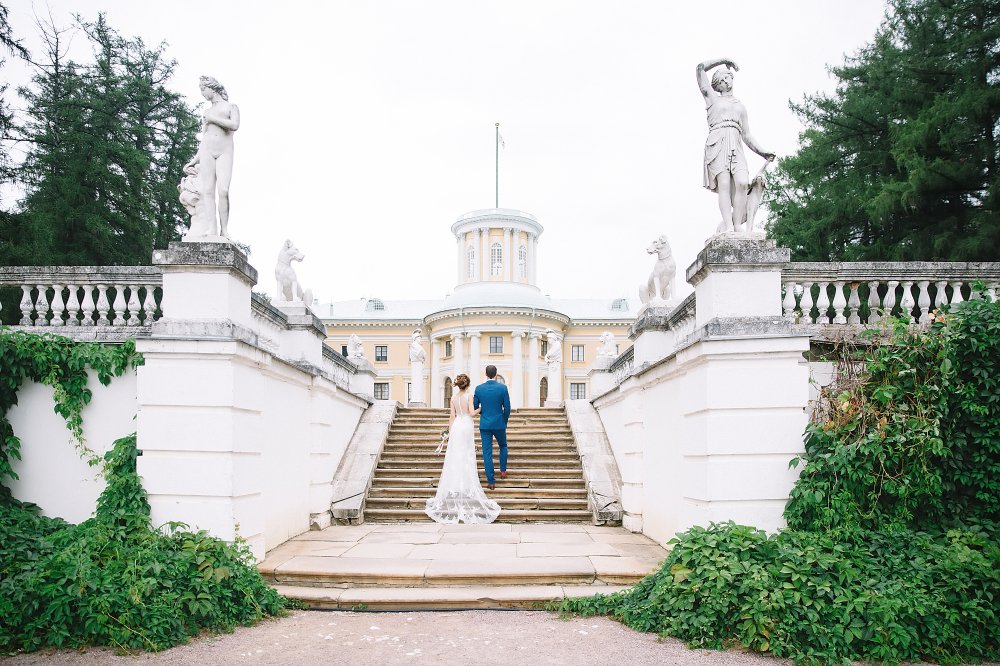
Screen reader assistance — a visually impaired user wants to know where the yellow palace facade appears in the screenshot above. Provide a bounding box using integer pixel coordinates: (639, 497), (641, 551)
(318, 209), (637, 408)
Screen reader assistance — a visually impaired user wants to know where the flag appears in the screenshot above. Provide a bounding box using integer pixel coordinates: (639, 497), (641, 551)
(498, 131), (505, 149)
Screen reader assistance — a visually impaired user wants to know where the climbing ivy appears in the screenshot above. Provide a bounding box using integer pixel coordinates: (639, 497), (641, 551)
(0, 331), (287, 654)
(0, 328), (143, 501)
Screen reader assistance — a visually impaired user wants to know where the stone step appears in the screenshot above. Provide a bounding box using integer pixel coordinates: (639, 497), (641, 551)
(376, 459), (582, 470)
(385, 435), (575, 444)
(370, 476), (587, 489)
(373, 467), (584, 478)
(363, 508), (594, 523)
(389, 426), (573, 435)
(381, 445), (577, 455)
(368, 486), (588, 498)
(273, 583), (631, 611)
(366, 497), (589, 510)
(379, 453), (580, 463)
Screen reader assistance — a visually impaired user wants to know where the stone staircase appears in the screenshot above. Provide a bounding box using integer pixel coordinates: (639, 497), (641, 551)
(364, 407), (592, 523)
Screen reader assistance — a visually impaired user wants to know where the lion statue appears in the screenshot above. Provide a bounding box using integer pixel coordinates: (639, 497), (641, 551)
(638, 235), (676, 307)
(275, 239), (306, 303)
(597, 331), (617, 359)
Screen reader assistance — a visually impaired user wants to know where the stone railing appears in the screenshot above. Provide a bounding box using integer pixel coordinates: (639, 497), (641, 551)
(0, 266), (162, 331)
(608, 345), (634, 386)
(781, 262), (1000, 326)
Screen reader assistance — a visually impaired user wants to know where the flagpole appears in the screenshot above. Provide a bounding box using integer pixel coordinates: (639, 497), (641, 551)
(495, 122), (500, 208)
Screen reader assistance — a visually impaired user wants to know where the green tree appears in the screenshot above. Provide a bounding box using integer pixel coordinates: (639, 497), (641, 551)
(5, 13), (197, 266)
(768, 0), (1000, 261)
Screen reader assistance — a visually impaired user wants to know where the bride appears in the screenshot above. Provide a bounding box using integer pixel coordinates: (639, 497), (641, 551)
(424, 374), (501, 524)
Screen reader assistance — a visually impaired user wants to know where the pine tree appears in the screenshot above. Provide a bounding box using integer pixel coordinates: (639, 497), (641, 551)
(768, 0), (1000, 261)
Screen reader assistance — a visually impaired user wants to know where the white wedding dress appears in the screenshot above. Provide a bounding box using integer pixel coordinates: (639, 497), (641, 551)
(424, 392), (501, 524)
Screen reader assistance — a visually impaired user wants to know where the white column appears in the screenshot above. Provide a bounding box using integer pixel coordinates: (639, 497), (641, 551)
(527, 333), (540, 407)
(469, 331), (482, 382)
(480, 227), (489, 281)
(453, 333), (465, 377)
(528, 233), (538, 285)
(431, 337), (443, 408)
(456, 234), (463, 285)
(503, 227), (513, 281)
(511, 330), (524, 408)
(472, 228), (481, 281)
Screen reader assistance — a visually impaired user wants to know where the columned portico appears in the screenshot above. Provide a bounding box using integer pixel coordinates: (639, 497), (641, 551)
(469, 331), (482, 380)
(511, 330), (525, 408)
(527, 332), (541, 407)
(453, 333), (465, 377)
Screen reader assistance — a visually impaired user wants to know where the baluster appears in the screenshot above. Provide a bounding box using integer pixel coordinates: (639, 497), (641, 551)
(934, 280), (949, 313)
(782, 281), (797, 321)
(81, 285), (96, 326)
(847, 282), (862, 324)
(899, 281), (915, 323)
(34, 284), (49, 326)
(142, 285), (157, 323)
(832, 281), (848, 324)
(949, 281), (965, 305)
(815, 281), (831, 324)
(884, 280), (899, 319)
(800, 281), (815, 323)
(18, 285), (34, 325)
(125, 286), (141, 326)
(49, 284), (66, 327)
(867, 281), (882, 324)
(916, 281), (931, 323)
(95, 284), (111, 326)
(111, 284), (127, 326)
(65, 285), (81, 325)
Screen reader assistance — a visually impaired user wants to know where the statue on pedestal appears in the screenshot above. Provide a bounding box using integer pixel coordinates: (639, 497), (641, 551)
(275, 240), (306, 303)
(639, 235), (676, 308)
(409, 330), (427, 363)
(348, 334), (366, 364)
(409, 330), (427, 405)
(182, 76), (240, 240)
(697, 58), (775, 235)
(597, 332), (617, 360)
(544, 329), (563, 367)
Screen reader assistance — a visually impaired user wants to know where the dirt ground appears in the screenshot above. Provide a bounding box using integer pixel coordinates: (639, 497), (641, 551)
(4, 609), (790, 665)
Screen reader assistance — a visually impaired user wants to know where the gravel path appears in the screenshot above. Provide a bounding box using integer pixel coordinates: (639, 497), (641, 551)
(6, 610), (994, 666)
(4, 610), (789, 665)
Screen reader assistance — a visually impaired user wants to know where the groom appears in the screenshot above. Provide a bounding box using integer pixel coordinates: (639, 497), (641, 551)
(473, 365), (510, 490)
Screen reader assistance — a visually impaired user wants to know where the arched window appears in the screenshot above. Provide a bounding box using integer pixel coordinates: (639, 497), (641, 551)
(444, 377), (453, 404)
(611, 297), (629, 311)
(539, 377), (548, 405)
(490, 242), (503, 276)
(518, 245), (527, 278)
(495, 375), (506, 385)
(467, 246), (476, 278)
(366, 298), (385, 311)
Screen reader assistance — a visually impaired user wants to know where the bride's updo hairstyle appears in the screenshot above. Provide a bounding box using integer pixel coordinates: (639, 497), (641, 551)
(455, 374), (470, 390)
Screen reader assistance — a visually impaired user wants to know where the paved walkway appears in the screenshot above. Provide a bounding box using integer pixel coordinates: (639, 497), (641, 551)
(259, 523), (669, 609)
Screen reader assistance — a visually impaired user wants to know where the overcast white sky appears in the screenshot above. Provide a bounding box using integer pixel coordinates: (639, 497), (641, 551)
(4, 1), (888, 303)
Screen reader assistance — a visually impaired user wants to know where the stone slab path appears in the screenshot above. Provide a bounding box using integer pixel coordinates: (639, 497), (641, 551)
(259, 523), (668, 610)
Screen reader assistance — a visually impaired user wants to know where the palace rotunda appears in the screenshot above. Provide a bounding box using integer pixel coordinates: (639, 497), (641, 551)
(319, 208), (637, 407)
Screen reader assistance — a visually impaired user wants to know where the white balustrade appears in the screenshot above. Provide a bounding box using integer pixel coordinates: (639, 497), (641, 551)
(781, 262), (1000, 326)
(0, 267), (162, 329)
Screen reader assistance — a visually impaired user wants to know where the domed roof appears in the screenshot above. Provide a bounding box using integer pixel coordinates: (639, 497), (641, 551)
(437, 282), (555, 311)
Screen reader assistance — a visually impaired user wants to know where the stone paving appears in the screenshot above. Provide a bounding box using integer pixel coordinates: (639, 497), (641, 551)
(259, 523), (669, 610)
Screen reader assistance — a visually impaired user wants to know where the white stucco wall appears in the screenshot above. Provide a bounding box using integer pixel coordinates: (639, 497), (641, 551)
(7, 369), (138, 523)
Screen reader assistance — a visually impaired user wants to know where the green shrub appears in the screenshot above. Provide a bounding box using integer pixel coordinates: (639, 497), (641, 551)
(555, 522), (1000, 665)
(0, 434), (287, 654)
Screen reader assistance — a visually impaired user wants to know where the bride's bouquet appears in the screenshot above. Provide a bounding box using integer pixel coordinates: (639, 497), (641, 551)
(435, 429), (449, 454)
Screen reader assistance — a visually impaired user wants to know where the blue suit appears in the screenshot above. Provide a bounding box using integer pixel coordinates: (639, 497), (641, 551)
(473, 379), (510, 484)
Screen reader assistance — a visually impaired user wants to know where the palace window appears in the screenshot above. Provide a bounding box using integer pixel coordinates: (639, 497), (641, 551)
(375, 345), (388, 362)
(491, 242), (503, 276)
(341, 345), (348, 357)
(374, 383), (390, 400)
(407, 383), (412, 402)
(445, 339), (453, 357)
(571, 345), (585, 362)
(467, 246), (475, 278)
(570, 383), (587, 400)
(518, 245), (527, 278)
(540, 340), (548, 357)
(366, 298), (385, 311)
(611, 298), (629, 311)
(490, 336), (503, 354)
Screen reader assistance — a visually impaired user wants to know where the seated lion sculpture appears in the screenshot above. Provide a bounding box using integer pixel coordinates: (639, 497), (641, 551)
(638, 235), (676, 307)
(275, 239), (305, 303)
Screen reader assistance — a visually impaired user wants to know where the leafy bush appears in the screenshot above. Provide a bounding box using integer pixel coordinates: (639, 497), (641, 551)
(0, 331), (287, 654)
(555, 522), (1000, 665)
(786, 297), (1000, 532)
(0, 434), (287, 654)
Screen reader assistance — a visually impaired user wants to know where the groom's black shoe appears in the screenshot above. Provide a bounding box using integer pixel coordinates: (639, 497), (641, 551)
(500, 471), (507, 480)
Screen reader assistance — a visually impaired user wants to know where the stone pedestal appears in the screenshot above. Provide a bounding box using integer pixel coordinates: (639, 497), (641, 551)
(408, 360), (426, 407)
(588, 366), (616, 399)
(544, 362), (563, 407)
